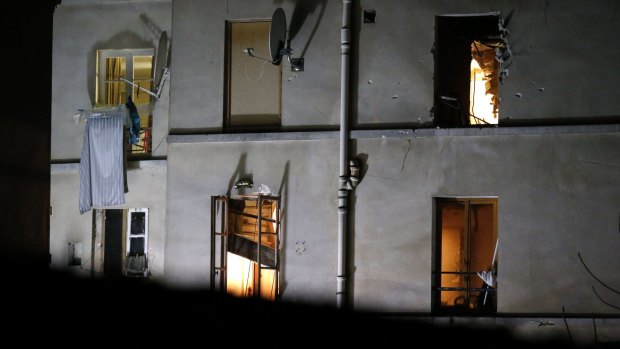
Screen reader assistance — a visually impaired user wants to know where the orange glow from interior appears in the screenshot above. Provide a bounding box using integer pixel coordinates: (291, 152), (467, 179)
(226, 252), (276, 300)
(469, 58), (498, 125)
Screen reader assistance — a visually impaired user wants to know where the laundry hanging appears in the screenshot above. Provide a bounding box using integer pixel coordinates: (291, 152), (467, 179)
(125, 96), (141, 145)
(79, 107), (126, 214)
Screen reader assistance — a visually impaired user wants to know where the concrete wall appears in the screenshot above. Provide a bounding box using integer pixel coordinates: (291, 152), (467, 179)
(170, 0), (620, 131)
(353, 130), (620, 313)
(169, 0), (343, 130)
(50, 161), (167, 281)
(165, 130), (620, 313)
(50, 0), (620, 317)
(165, 139), (338, 303)
(52, 0), (172, 160)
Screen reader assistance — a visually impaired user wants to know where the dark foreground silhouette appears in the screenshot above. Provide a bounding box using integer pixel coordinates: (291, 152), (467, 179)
(0, 267), (603, 348)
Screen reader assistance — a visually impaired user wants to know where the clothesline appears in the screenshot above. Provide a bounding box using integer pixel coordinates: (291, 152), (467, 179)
(73, 105), (127, 125)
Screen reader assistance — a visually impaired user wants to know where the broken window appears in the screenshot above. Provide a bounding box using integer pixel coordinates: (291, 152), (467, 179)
(96, 49), (154, 156)
(433, 13), (510, 127)
(92, 208), (149, 278)
(433, 198), (498, 314)
(211, 195), (281, 301)
(225, 20), (282, 130)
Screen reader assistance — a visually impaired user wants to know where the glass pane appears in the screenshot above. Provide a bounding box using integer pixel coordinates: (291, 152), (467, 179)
(133, 56), (153, 80)
(132, 80), (153, 105)
(440, 203), (467, 275)
(133, 56), (153, 106)
(129, 237), (145, 255)
(469, 204), (496, 284)
(105, 57), (126, 105)
(130, 212), (145, 235)
(439, 202), (469, 308)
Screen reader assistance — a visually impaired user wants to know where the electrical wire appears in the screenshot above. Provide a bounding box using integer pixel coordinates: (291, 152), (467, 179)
(243, 58), (269, 82)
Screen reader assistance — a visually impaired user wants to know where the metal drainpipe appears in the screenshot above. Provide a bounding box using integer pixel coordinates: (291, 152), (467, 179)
(337, 0), (352, 310)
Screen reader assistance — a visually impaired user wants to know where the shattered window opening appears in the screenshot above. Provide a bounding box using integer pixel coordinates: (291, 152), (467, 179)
(433, 13), (510, 128)
(470, 41), (499, 125)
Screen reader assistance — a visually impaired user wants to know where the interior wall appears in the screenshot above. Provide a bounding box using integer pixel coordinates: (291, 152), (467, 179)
(52, 0), (172, 160)
(166, 132), (620, 312)
(50, 161), (167, 281)
(170, 0), (620, 131)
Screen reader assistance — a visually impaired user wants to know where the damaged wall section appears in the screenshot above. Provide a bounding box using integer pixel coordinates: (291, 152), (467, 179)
(433, 13), (511, 127)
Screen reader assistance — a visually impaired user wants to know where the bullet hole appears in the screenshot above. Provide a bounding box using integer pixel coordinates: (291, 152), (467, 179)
(363, 9), (376, 24)
(515, 92), (522, 98)
(392, 95), (399, 100)
(295, 241), (307, 255)
(367, 79), (373, 84)
(538, 87), (545, 92)
(419, 60), (424, 64)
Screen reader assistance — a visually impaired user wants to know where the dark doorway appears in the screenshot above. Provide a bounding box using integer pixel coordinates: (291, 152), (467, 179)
(104, 209), (124, 277)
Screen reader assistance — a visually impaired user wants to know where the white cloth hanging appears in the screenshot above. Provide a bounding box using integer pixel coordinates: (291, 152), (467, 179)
(79, 108), (126, 214)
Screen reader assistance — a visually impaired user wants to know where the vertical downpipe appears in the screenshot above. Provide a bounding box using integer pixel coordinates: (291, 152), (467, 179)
(337, 0), (352, 310)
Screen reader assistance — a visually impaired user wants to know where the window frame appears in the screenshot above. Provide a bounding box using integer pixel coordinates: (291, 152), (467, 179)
(96, 48), (154, 106)
(125, 207), (149, 277)
(432, 197), (499, 315)
(224, 19), (283, 131)
(96, 48), (155, 157)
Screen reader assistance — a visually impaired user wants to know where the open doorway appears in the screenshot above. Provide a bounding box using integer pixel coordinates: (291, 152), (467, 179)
(224, 20), (282, 130)
(92, 208), (149, 278)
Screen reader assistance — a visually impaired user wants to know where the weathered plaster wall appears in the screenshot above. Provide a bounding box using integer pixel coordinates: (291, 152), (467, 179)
(165, 131), (620, 313)
(165, 140), (338, 304)
(52, 0), (171, 160)
(170, 0), (620, 130)
(50, 161), (167, 281)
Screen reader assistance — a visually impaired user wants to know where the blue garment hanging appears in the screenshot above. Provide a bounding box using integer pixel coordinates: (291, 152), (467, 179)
(125, 96), (141, 145)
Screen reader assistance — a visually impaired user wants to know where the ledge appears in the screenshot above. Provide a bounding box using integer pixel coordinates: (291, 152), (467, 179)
(167, 124), (620, 144)
(51, 159), (167, 173)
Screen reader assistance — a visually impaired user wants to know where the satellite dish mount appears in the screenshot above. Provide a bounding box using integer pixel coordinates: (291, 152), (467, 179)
(245, 8), (304, 72)
(120, 31), (170, 99)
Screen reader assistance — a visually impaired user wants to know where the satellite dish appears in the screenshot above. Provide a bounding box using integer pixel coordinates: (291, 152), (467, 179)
(120, 31), (170, 98)
(244, 8), (303, 71)
(269, 8), (287, 64)
(153, 31), (169, 92)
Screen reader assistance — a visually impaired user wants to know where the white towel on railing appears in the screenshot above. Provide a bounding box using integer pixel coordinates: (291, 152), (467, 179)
(79, 109), (126, 214)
